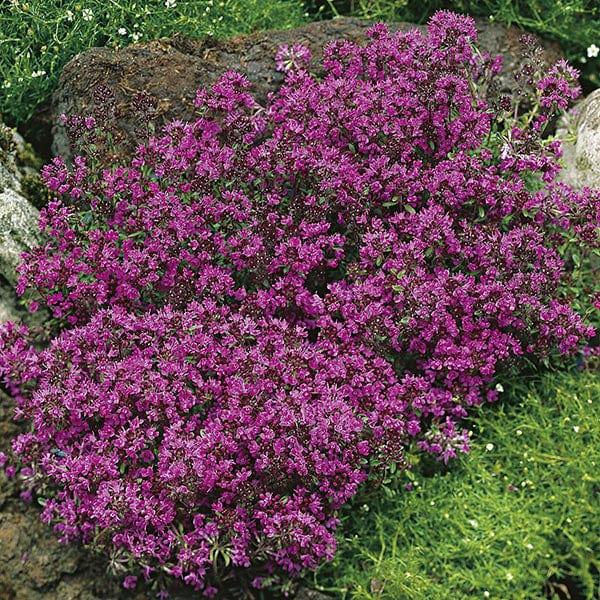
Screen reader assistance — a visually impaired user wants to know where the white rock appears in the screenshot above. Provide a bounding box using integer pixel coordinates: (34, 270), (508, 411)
(557, 89), (600, 190)
(0, 124), (44, 324)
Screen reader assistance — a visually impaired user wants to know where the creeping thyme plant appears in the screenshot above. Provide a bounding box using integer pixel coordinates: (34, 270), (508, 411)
(0, 11), (598, 597)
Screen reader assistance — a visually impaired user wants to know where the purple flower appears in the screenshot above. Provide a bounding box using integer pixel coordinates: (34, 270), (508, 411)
(275, 43), (312, 73)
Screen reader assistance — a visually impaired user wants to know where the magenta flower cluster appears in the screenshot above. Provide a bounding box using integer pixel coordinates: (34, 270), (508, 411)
(0, 10), (598, 596)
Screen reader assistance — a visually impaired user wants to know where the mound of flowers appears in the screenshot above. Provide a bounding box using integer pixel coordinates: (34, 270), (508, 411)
(0, 10), (598, 597)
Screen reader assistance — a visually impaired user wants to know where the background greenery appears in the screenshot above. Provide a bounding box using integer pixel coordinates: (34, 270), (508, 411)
(2, 0), (599, 128)
(312, 371), (600, 599)
(0, 0), (312, 126)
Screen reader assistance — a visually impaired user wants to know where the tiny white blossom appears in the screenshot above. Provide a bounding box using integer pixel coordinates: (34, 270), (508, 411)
(516, 429), (523, 436)
(573, 425), (580, 433)
(495, 383), (504, 393)
(131, 32), (141, 42)
(66, 9), (74, 21)
(118, 27), (127, 35)
(526, 543), (533, 550)
(31, 69), (46, 78)
(485, 443), (494, 452)
(468, 519), (478, 528)
(165, 0), (176, 7)
(82, 8), (93, 21)
(506, 572), (514, 581)
(587, 44), (599, 58)
(484, 592), (490, 599)
(2, 81), (11, 88)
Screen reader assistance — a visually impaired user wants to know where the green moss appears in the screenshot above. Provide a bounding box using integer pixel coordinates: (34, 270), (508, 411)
(20, 172), (51, 209)
(575, 153), (593, 172)
(16, 141), (43, 172)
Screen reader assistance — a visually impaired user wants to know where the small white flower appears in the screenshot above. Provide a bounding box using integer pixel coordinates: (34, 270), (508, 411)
(516, 429), (523, 436)
(118, 27), (127, 35)
(165, 0), (176, 7)
(131, 32), (141, 42)
(495, 383), (504, 393)
(506, 572), (514, 581)
(66, 9), (74, 21)
(526, 543), (533, 550)
(31, 69), (46, 78)
(484, 592), (490, 599)
(573, 425), (580, 433)
(468, 519), (479, 528)
(2, 81), (11, 88)
(82, 8), (93, 21)
(587, 44), (599, 58)
(485, 443), (494, 452)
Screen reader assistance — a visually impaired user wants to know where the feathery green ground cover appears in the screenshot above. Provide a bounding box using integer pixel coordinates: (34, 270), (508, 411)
(313, 371), (600, 599)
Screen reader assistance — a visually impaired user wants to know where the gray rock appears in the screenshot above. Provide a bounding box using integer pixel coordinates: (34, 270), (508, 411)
(556, 89), (600, 190)
(0, 123), (44, 324)
(295, 586), (334, 600)
(51, 17), (563, 164)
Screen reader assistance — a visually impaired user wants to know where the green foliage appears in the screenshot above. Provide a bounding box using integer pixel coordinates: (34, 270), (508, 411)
(0, 0), (311, 126)
(20, 172), (52, 209)
(313, 371), (600, 599)
(324, 0), (600, 88)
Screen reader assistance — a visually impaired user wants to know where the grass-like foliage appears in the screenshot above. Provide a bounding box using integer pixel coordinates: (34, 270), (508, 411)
(314, 370), (600, 599)
(321, 0), (600, 89)
(0, 0), (311, 126)
(0, 11), (598, 598)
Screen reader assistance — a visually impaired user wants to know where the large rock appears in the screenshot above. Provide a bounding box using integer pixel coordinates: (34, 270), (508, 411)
(0, 124), (45, 324)
(556, 89), (600, 190)
(51, 17), (564, 163)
